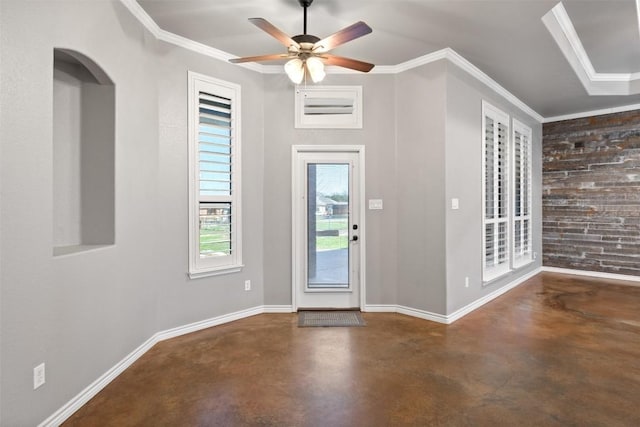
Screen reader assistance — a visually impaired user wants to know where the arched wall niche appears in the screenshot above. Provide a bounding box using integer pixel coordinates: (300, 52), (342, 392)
(53, 48), (115, 256)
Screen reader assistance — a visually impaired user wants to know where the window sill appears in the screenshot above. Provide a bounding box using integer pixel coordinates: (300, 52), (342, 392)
(188, 264), (244, 280)
(483, 259), (536, 286)
(483, 266), (512, 285)
(513, 258), (534, 270)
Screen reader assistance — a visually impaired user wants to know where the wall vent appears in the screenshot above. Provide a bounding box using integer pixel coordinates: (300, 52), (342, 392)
(295, 86), (362, 128)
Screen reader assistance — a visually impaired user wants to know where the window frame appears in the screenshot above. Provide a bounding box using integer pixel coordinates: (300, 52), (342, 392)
(188, 71), (243, 279)
(481, 101), (511, 283)
(511, 118), (533, 269)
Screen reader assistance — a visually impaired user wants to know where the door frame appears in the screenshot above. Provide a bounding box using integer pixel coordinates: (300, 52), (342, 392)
(291, 145), (366, 311)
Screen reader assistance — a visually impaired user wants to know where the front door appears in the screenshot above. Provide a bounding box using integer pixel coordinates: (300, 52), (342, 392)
(292, 146), (364, 310)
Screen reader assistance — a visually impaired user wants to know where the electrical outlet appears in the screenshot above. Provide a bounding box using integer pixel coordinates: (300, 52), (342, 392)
(533, 252), (538, 260)
(244, 280), (251, 291)
(465, 277), (470, 288)
(34, 363), (45, 390)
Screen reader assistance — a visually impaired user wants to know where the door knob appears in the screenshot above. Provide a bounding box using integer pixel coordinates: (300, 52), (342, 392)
(351, 236), (358, 241)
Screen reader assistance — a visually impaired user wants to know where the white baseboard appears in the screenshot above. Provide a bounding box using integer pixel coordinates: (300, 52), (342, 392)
(362, 304), (397, 312)
(39, 268), (544, 426)
(38, 334), (159, 427)
(365, 269), (541, 325)
(365, 304), (450, 324)
(39, 305), (266, 427)
(447, 268), (541, 323)
(397, 305), (449, 324)
(156, 306), (264, 342)
(541, 266), (640, 285)
(263, 305), (295, 313)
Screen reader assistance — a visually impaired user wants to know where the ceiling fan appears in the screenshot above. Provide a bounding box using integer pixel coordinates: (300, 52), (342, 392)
(229, 0), (374, 84)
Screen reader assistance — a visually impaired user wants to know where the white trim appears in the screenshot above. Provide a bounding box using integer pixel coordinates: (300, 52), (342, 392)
(188, 266), (244, 279)
(447, 268), (541, 323)
(187, 72), (243, 277)
(544, 103), (640, 123)
(294, 86), (363, 129)
(38, 305), (264, 427)
(365, 269), (540, 323)
(511, 119), (533, 268)
(482, 101), (511, 283)
(542, 3), (640, 96)
(362, 304), (397, 312)
(541, 266), (640, 285)
(263, 305), (295, 313)
(119, 0), (261, 72)
(444, 49), (543, 122)
(118, 1), (543, 123)
(156, 307), (263, 342)
(291, 145), (366, 311)
(38, 265), (541, 426)
(121, 0), (640, 121)
(397, 305), (449, 324)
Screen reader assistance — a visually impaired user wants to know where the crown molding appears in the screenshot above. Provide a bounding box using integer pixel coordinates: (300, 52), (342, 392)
(542, 2), (640, 96)
(120, 0), (547, 122)
(543, 102), (640, 123)
(119, 0), (262, 73)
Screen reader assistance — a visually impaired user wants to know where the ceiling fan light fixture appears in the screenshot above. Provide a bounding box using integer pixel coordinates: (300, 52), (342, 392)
(306, 57), (325, 83)
(285, 58), (305, 84)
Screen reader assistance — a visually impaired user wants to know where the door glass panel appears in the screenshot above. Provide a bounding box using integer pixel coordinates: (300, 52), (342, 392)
(307, 163), (349, 289)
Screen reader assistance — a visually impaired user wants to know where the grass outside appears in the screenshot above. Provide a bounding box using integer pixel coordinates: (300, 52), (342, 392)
(316, 236), (348, 251)
(315, 215), (348, 251)
(315, 217), (348, 231)
(199, 216), (349, 254)
(200, 224), (231, 256)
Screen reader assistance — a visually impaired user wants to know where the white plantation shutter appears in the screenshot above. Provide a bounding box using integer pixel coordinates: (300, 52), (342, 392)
(512, 119), (533, 267)
(482, 102), (510, 281)
(188, 72), (242, 278)
(198, 92), (232, 258)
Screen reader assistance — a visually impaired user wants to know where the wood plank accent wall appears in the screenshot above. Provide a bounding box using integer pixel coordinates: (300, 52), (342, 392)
(542, 110), (640, 276)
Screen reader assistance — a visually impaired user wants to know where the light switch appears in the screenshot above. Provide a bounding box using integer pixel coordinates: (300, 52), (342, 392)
(368, 199), (383, 210)
(451, 198), (459, 210)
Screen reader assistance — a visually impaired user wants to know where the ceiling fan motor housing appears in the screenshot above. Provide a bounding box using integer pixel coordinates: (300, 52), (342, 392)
(292, 34), (320, 44)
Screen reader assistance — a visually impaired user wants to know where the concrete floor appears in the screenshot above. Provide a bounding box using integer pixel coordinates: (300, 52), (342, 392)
(64, 273), (640, 426)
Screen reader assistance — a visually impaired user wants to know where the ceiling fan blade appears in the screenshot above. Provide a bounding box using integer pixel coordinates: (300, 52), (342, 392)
(229, 53), (291, 64)
(249, 18), (300, 49)
(313, 21), (372, 53)
(322, 54), (375, 73)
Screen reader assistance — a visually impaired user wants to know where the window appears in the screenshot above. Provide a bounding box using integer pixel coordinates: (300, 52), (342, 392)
(482, 101), (510, 282)
(512, 119), (533, 268)
(295, 86), (363, 129)
(188, 72), (242, 278)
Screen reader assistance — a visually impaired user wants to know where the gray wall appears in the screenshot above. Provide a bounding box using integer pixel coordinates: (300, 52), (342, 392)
(444, 64), (543, 314)
(262, 73), (398, 307)
(0, 1), (263, 425)
(1, 1), (543, 425)
(395, 61), (448, 313)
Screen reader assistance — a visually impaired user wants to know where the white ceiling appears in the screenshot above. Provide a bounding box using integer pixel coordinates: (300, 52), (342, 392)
(136, 0), (640, 119)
